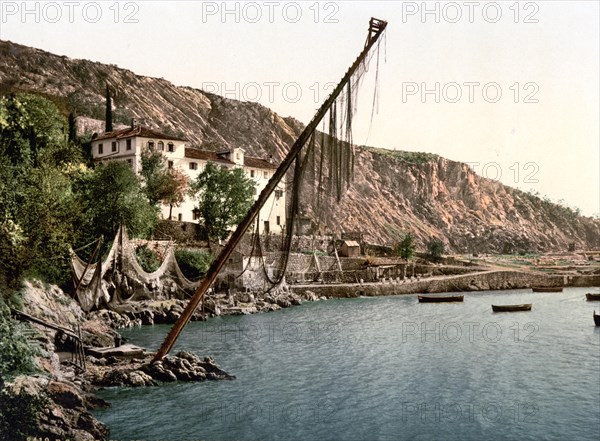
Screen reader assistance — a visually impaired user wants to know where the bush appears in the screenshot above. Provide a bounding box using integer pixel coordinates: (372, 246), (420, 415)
(426, 238), (445, 263)
(175, 250), (213, 280)
(394, 233), (416, 260)
(134, 245), (161, 273)
(0, 299), (39, 377)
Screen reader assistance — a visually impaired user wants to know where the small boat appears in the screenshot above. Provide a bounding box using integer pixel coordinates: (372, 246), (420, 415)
(594, 311), (600, 327)
(492, 304), (532, 312)
(418, 295), (464, 303)
(531, 286), (563, 292)
(585, 293), (600, 301)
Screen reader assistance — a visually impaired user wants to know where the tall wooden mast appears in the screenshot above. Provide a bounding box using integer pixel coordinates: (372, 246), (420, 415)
(153, 18), (387, 361)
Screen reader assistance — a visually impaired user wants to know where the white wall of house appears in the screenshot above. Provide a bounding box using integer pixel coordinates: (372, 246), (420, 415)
(91, 132), (286, 235)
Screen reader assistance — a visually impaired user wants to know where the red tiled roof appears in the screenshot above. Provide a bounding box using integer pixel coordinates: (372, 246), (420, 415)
(184, 148), (234, 165)
(184, 148), (277, 169)
(244, 156), (276, 170)
(94, 126), (186, 142)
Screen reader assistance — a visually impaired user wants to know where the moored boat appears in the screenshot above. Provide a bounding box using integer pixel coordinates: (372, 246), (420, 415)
(418, 295), (464, 303)
(594, 311), (600, 327)
(585, 293), (600, 301)
(532, 286), (563, 292)
(492, 304), (532, 312)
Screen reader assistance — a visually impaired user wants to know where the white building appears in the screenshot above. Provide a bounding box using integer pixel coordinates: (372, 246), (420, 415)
(91, 122), (286, 234)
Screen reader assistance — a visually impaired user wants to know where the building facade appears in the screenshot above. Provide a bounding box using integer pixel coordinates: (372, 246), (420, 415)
(91, 122), (286, 234)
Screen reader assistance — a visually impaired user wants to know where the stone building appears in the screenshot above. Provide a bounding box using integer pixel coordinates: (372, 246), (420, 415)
(91, 120), (286, 234)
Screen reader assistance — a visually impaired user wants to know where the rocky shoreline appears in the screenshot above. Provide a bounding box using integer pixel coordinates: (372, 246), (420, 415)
(1, 281), (238, 441)
(3, 268), (598, 440)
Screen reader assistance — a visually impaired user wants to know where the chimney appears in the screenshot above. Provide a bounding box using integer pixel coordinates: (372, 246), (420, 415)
(131, 118), (138, 129)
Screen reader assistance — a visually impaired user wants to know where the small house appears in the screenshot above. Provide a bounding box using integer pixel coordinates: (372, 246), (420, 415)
(340, 240), (360, 257)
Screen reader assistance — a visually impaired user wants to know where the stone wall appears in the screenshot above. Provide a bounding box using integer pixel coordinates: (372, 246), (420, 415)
(289, 271), (600, 298)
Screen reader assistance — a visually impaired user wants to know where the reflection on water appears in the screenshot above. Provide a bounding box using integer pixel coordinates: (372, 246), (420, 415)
(95, 288), (600, 441)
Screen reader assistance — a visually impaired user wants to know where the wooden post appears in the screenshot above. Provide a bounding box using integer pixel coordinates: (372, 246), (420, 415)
(153, 18), (388, 362)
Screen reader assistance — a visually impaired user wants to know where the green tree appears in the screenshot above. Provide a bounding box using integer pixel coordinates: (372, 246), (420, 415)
(394, 233), (416, 260)
(426, 238), (445, 263)
(189, 162), (255, 244)
(82, 161), (158, 243)
(0, 93), (85, 286)
(105, 83), (113, 132)
(139, 149), (187, 212)
(68, 111), (77, 143)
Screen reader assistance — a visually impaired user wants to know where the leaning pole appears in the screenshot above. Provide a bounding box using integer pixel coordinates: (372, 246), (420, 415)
(153, 18), (388, 362)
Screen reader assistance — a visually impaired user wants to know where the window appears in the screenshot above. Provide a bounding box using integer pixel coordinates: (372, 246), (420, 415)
(98, 143), (103, 154)
(276, 216), (281, 226)
(158, 141), (164, 151)
(168, 160), (174, 169)
(192, 209), (200, 220)
(111, 141), (117, 152)
(264, 171), (268, 179)
(148, 141), (155, 150)
(253, 187), (257, 195)
(126, 139), (132, 150)
(168, 143), (175, 152)
(250, 170), (255, 178)
(275, 189), (283, 199)
(236, 153), (240, 160)
(189, 162), (198, 170)
(178, 213), (182, 221)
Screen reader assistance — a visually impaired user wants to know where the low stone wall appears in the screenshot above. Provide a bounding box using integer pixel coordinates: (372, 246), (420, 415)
(289, 271), (600, 298)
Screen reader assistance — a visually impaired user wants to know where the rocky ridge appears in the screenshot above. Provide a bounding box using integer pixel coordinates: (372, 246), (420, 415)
(0, 39), (598, 252)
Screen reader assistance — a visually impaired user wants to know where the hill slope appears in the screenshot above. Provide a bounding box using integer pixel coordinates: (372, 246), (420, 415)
(1, 39), (598, 252)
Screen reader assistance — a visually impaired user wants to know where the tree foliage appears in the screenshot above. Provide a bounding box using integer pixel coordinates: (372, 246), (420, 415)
(394, 233), (416, 260)
(426, 238), (445, 262)
(80, 161), (158, 243)
(0, 93), (162, 289)
(105, 83), (113, 132)
(139, 149), (187, 211)
(175, 249), (213, 279)
(0, 94), (84, 286)
(189, 162), (255, 242)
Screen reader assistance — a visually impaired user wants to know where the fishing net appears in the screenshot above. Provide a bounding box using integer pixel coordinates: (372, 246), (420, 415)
(70, 225), (201, 311)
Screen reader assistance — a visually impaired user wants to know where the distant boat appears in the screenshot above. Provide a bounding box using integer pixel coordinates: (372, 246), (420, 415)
(594, 311), (600, 327)
(418, 295), (464, 303)
(492, 304), (532, 312)
(532, 286), (563, 292)
(585, 293), (600, 301)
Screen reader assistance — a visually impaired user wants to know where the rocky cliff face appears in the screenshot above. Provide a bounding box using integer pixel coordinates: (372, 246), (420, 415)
(1, 39), (598, 252)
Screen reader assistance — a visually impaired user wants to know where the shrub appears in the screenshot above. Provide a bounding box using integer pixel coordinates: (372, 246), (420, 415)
(394, 233), (416, 260)
(175, 250), (213, 280)
(0, 299), (39, 377)
(426, 238), (445, 263)
(134, 245), (161, 273)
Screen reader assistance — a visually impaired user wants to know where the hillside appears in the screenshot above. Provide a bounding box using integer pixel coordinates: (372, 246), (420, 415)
(1, 39), (598, 253)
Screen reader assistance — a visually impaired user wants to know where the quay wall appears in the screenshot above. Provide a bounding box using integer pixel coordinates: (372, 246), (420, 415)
(289, 271), (600, 298)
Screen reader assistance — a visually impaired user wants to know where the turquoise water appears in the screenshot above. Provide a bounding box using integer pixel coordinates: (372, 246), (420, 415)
(95, 288), (600, 441)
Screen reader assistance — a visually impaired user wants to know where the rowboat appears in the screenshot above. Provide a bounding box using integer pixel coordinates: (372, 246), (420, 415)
(492, 304), (532, 312)
(585, 293), (600, 301)
(531, 286), (563, 292)
(594, 311), (600, 327)
(418, 295), (464, 303)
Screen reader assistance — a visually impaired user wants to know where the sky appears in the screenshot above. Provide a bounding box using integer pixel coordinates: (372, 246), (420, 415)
(0, 1), (598, 216)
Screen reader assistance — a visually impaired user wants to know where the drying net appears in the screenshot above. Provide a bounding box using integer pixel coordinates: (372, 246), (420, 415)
(234, 23), (386, 292)
(71, 225), (200, 311)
